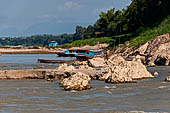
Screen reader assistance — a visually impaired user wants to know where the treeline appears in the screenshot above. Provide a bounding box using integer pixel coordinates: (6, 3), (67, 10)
(0, 34), (74, 46)
(0, 0), (170, 46)
(77, 0), (170, 38)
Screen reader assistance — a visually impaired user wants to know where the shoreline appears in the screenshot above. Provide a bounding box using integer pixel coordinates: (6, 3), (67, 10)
(0, 48), (60, 54)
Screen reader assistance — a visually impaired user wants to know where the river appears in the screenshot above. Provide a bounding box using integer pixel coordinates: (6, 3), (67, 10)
(0, 54), (75, 70)
(0, 55), (170, 112)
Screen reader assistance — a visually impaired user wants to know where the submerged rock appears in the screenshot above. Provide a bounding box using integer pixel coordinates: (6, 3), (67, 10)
(165, 76), (170, 82)
(153, 72), (159, 77)
(60, 72), (92, 91)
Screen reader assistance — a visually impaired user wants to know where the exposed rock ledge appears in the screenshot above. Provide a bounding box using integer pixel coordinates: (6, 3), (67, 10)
(56, 56), (153, 91)
(0, 69), (56, 79)
(0, 56), (153, 91)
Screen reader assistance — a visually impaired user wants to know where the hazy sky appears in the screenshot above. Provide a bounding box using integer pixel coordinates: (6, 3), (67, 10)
(0, 0), (131, 37)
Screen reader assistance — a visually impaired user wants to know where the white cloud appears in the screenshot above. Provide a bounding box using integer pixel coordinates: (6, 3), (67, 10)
(64, 1), (83, 9)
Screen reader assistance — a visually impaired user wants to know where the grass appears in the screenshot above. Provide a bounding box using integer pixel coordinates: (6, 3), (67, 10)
(60, 37), (113, 48)
(129, 16), (170, 47)
(108, 16), (170, 49)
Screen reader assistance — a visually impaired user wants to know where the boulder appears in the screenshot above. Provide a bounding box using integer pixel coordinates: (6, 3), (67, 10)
(106, 55), (125, 66)
(154, 53), (170, 66)
(99, 67), (112, 81)
(153, 72), (159, 77)
(165, 76), (170, 82)
(136, 42), (149, 55)
(72, 61), (88, 66)
(45, 71), (67, 81)
(57, 63), (68, 70)
(57, 63), (76, 71)
(100, 56), (153, 83)
(60, 72), (91, 91)
(88, 57), (106, 68)
(147, 53), (170, 66)
(128, 33), (170, 66)
(145, 33), (170, 56)
(77, 64), (94, 70)
(106, 75), (133, 84)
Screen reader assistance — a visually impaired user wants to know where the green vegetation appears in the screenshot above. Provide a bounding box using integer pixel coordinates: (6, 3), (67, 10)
(60, 37), (112, 48)
(129, 16), (170, 47)
(0, 34), (74, 46)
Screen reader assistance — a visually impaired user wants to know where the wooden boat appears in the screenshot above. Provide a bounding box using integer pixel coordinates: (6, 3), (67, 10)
(57, 49), (104, 60)
(37, 59), (85, 64)
(38, 49), (104, 63)
(74, 49), (95, 60)
(56, 50), (77, 57)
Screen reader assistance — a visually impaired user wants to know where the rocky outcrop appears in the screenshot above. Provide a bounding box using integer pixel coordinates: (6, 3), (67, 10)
(70, 43), (109, 50)
(148, 53), (170, 66)
(98, 56), (153, 83)
(124, 33), (170, 66)
(0, 69), (56, 79)
(77, 64), (94, 70)
(57, 63), (76, 71)
(72, 61), (88, 66)
(165, 76), (170, 82)
(88, 57), (106, 68)
(145, 33), (169, 56)
(60, 72), (91, 91)
(143, 34), (170, 66)
(136, 42), (149, 55)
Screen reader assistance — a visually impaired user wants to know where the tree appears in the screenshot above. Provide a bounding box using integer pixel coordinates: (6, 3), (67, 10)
(74, 26), (86, 40)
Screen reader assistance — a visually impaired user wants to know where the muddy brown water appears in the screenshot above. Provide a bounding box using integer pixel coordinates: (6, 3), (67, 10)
(0, 66), (170, 112)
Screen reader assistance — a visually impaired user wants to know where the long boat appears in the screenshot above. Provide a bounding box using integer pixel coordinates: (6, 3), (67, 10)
(56, 50), (77, 57)
(38, 49), (104, 63)
(74, 49), (96, 60)
(38, 59), (85, 64)
(56, 49), (104, 60)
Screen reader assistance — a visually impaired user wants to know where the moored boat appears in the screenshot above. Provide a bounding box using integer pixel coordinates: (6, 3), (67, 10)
(37, 59), (85, 64)
(56, 49), (104, 60)
(56, 50), (77, 57)
(75, 49), (96, 60)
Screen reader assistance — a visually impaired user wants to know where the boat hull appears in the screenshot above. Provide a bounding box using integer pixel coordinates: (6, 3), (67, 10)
(76, 55), (94, 60)
(38, 59), (85, 64)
